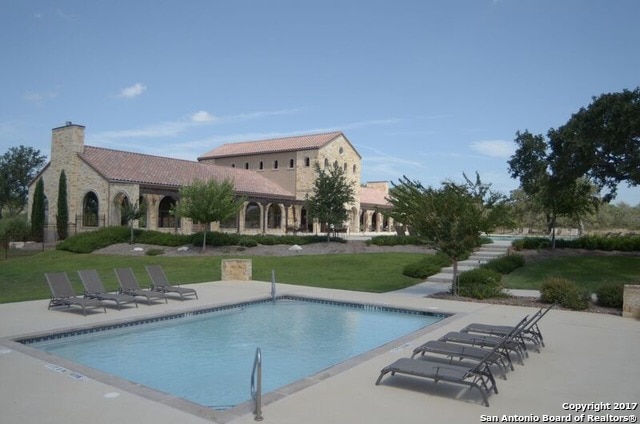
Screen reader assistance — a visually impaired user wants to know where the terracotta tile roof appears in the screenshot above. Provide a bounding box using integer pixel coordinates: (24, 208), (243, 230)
(198, 131), (344, 160)
(359, 186), (391, 207)
(80, 146), (295, 199)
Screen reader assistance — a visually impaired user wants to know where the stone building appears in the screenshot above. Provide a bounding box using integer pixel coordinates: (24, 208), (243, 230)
(28, 122), (393, 240)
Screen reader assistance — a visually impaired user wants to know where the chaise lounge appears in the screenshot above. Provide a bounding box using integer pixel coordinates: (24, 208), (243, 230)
(145, 265), (198, 301)
(375, 318), (527, 407)
(459, 303), (554, 352)
(114, 267), (167, 305)
(45, 272), (106, 316)
(78, 269), (138, 310)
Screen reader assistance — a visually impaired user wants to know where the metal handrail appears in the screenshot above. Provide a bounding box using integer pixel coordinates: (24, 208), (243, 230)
(251, 347), (263, 421)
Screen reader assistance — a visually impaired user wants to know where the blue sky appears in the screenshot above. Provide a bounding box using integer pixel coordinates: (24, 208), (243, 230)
(2, 0), (639, 205)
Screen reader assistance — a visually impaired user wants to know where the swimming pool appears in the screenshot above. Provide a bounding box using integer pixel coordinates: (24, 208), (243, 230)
(22, 297), (446, 410)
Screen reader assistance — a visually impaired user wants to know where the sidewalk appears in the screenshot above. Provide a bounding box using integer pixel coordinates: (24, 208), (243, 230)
(392, 240), (541, 298)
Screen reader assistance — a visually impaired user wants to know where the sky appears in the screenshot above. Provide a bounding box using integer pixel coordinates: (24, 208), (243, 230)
(1, 0), (639, 205)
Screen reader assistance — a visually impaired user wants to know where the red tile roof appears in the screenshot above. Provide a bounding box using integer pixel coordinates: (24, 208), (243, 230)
(198, 131), (344, 160)
(80, 146), (295, 199)
(360, 186), (391, 207)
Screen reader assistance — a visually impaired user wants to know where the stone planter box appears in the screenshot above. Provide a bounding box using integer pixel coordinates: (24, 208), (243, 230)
(623, 285), (640, 318)
(221, 259), (252, 281)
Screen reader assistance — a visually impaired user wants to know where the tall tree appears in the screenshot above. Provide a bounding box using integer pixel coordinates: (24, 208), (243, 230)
(0, 146), (46, 218)
(174, 178), (245, 251)
(31, 178), (45, 242)
(508, 131), (600, 245)
(56, 170), (69, 240)
(305, 163), (356, 242)
(119, 199), (146, 245)
(387, 174), (509, 295)
(549, 87), (640, 202)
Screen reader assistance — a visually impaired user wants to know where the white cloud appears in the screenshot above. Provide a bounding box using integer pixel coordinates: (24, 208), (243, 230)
(118, 83), (147, 99)
(24, 90), (58, 105)
(190, 111), (216, 123)
(470, 139), (514, 158)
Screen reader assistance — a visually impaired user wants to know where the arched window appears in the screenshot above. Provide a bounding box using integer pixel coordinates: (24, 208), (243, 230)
(305, 157), (310, 167)
(83, 192), (99, 227)
(245, 202), (261, 229)
(333, 160), (339, 169)
(266, 204), (282, 229)
(343, 163), (347, 172)
(352, 164), (357, 174)
(273, 160), (279, 169)
(158, 196), (179, 228)
(324, 158), (329, 168)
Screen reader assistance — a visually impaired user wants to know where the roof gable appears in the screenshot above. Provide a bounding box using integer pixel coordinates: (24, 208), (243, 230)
(80, 146), (294, 199)
(198, 131), (347, 160)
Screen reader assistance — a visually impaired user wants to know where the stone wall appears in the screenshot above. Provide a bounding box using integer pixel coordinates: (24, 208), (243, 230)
(221, 259), (252, 281)
(623, 285), (640, 319)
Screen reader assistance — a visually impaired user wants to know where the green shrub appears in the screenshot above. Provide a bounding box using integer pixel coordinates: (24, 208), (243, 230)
(481, 254), (525, 274)
(513, 235), (640, 252)
(539, 277), (590, 310)
(0, 216), (31, 242)
(457, 268), (505, 299)
(239, 237), (258, 248)
(595, 284), (624, 309)
(145, 248), (165, 256)
(137, 231), (191, 246)
(370, 235), (430, 246)
(402, 252), (450, 279)
(57, 227), (130, 253)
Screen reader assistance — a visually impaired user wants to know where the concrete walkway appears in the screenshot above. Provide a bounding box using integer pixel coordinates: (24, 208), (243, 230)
(1, 281), (638, 424)
(392, 240), (542, 298)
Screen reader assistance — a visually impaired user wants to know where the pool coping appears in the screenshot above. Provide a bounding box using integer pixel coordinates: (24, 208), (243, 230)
(4, 292), (462, 423)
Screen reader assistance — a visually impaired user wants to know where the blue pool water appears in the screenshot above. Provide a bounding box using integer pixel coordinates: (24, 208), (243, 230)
(27, 298), (444, 409)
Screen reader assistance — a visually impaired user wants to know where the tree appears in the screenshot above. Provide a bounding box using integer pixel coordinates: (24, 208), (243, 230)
(305, 163), (356, 241)
(549, 87), (640, 202)
(56, 170), (69, 240)
(0, 146), (46, 218)
(387, 173), (509, 295)
(119, 199), (146, 244)
(508, 131), (600, 246)
(31, 178), (45, 242)
(174, 178), (245, 252)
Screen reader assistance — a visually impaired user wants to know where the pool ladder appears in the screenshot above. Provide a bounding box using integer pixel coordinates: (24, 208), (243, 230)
(251, 347), (263, 421)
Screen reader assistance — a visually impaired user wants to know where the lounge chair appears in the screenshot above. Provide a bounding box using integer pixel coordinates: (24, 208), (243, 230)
(375, 319), (526, 407)
(411, 316), (529, 380)
(78, 269), (138, 310)
(411, 339), (512, 379)
(145, 265), (198, 300)
(438, 322), (528, 365)
(459, 303), (554, 352)
(114, 268), (167, 305)
(45, 272), (106, 315)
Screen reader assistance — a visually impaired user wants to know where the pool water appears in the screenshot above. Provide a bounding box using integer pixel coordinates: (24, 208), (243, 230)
(29, 298), (443, 409)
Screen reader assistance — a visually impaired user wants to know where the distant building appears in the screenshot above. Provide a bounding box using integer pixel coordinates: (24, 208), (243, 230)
(28, 122), (393, 241)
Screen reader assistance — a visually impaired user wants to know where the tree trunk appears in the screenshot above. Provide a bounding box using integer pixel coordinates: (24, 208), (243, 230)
(452, 259), (459, 296)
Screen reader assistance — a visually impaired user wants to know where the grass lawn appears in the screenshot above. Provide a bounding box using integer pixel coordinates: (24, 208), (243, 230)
(0, 250), (426, 303)
(503, 256), (640, 292)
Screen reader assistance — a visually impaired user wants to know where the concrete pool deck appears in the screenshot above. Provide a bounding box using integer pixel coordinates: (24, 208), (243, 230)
(1, 280), (639, 424)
